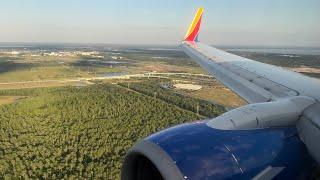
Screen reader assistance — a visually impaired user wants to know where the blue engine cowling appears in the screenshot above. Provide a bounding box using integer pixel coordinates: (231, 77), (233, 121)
(121, 121), (316, 180)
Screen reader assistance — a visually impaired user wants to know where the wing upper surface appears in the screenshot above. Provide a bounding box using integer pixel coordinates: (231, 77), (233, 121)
(181, 41), (320, 103)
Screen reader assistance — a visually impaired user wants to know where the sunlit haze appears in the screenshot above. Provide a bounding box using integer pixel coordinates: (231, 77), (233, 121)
(0, 0), (319, 46)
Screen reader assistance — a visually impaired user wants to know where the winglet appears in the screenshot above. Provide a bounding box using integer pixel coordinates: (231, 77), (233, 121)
(184, 7), (204, 42)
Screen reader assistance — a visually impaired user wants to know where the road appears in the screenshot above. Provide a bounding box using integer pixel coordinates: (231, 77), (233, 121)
(0, 72), (212, 89)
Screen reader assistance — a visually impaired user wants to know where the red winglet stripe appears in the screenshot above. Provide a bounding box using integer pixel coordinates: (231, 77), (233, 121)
(185, 15), (202, 42)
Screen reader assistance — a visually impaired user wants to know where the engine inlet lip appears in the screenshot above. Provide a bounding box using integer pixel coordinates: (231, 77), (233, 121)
(121, 140), (184, 180)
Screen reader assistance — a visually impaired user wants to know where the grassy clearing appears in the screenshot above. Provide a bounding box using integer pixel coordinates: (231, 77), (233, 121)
(188, 86), (247, 108)
(0, 96), (25, 106)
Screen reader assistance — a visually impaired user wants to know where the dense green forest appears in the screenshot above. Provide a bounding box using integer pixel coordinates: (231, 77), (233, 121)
(0, 82), (224, 179)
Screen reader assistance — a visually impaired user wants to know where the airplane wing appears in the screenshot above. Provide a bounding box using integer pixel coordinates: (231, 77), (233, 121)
(181, 8), (320, 104)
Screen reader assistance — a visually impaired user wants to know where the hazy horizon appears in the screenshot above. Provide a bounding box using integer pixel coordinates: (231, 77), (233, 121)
(1, 0), (319, 46)
(0, 42), (320, 49)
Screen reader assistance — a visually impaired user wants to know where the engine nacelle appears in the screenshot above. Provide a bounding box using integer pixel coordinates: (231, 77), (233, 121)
(297, 102), (320, 164)
(207, 96), (315, 130)
(121, 121), (316, 180)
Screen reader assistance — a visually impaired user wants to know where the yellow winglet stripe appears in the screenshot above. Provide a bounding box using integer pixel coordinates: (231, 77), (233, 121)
(185, 7), (204, 39)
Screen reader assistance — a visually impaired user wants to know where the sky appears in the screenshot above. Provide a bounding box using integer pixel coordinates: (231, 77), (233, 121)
(0, 0), (319, 47)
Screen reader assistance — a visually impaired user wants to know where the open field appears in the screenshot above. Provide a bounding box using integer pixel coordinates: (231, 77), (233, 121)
(0, 96), (25, 106)
(0, 66), (89, 83)
(169, 78), (246, 108)
(128, 61), (206, 74)
(189, 86), (246, 108)
(0, 80), (89, 90)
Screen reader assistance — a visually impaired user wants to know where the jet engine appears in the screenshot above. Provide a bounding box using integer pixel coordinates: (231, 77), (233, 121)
(122, 122), (317, 179)
(121, 97), (318, 179)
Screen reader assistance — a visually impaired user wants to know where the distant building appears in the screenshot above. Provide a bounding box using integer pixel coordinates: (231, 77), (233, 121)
(78, 51), (99, 56)
(111, 56), (124, 60)
(10, 51), (20, 55)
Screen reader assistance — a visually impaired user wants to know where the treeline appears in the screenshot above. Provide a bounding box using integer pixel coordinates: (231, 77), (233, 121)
(118, 80), (225, 118)
(0, 83), (202, 179)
